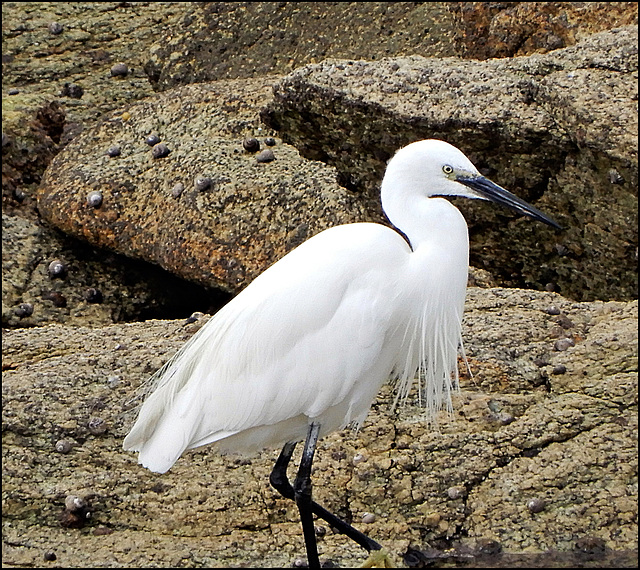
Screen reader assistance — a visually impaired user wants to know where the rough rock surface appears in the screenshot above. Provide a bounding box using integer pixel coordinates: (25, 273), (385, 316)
(2, 95), (65, 210)
(455, 2), (638, 59)
(2, 3), (638, 568)
(2, 3), (218, 325)
(1, 213), (229, 327)
(1, 2), (188, 129)
(143, 2), (638, 89)
(36, 77), (367, 293)
(3, 3), (638, 325)
(2, 289), (637, 567)
(262, 26), (639, 302)
(3, 2), (635, 139)
(35, 26), (639, 300)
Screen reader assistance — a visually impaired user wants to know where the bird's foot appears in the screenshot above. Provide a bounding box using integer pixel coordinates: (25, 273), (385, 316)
(360, 548), (396, 568)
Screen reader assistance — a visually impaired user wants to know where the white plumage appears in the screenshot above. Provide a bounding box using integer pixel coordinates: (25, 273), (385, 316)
(124, 139), (558, 475)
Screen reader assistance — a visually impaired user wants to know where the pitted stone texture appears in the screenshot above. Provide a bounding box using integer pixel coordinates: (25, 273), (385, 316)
(262, 26), (638, 301)
(2, 289), (636, 566)
(143, 2), (638, 90)
(37, 78), (368, 293)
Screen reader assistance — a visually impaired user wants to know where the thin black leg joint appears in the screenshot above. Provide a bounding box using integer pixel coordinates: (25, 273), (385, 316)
(269, 422), (383, 566)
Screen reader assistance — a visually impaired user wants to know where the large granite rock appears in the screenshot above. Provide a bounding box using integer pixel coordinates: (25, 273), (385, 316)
(36, 27), (638, 300)
(2, 2), (635, 140)
(1, 2), (189, 129)
(2, 3), (215, 326)
(262, 26), (638, 302)
(1, 212), (228, 327)
(454, 2), (638, 58)
(36, 77), (367, 293)
(2, 289), (636, 567)
(3, 3), (637, 327)
(143, 2), (638, 88)
(2, 4), (638, 567)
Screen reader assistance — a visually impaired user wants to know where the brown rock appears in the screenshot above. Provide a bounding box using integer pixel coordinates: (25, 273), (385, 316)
(262, 27), (638, 301)
(2, 290), (636, 567)
(37, 78), (367, 293)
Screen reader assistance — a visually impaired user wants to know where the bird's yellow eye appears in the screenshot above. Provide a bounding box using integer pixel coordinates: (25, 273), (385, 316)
(442, 165), (454, 175)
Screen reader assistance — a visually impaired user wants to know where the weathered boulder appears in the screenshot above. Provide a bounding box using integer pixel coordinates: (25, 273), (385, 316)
(2, 5), (638, 566)
(37, 27), (638, 300)
(144, 2), (638, 89)
(262, 26), (638, 301)
(454, 2), (638, 59)
(3, 3), (637, 328)
(2, 95), (65, 214)
(1, 2), (189, 128)
(2, 289), (637, 567)
(2, 2), (635, 137)
(1, 212), (227, 327)
(36, 77), (367, 293)
(2, 3), (213, 326)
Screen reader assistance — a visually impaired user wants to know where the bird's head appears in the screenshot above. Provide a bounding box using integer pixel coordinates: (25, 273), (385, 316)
(381, 139), (561, 230)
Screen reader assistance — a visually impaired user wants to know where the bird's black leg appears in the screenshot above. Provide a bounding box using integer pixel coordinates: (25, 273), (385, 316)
(269, 440), (297, 501)
(294, 422), (322, 568)
(306, 492), (383, 553)
(269, 425), (383, 565)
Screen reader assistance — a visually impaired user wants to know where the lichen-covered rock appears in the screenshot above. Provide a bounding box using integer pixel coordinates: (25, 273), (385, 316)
(2, 289), (636, 567)
(3, 3), (637, 329)
(1, 212), (227, 327)
(143, 2), (638, 89)
(262, 26), (638, 301)
(454, 2), (638, 59)
(37, 78), (368, 293)
(2, 95), (65, 216)
(1, 2), (189, 128)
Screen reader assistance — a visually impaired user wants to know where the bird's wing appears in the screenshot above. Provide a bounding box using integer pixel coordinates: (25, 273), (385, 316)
(123, 223), (411, 472)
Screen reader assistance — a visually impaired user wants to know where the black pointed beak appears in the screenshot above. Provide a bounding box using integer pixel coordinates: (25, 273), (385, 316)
(457, 175), (562, 230)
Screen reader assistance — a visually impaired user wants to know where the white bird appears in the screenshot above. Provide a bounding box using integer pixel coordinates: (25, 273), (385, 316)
(124, 139), (560, 568)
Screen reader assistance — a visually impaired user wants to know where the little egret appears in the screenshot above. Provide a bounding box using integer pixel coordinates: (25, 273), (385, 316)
(124, 139), (560, 567)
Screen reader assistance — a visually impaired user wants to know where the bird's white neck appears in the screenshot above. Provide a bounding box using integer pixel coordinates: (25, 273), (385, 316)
(383, 188), (469, 258)
(382, 192), (470, 419)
